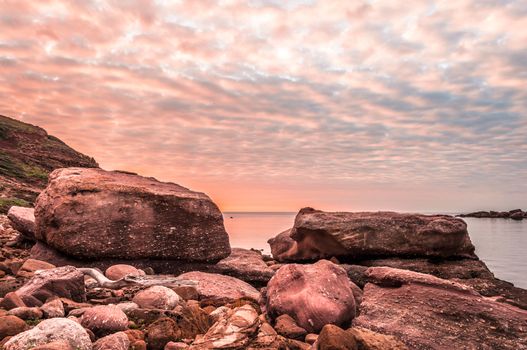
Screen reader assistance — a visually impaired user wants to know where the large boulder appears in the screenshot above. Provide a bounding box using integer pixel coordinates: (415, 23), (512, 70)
(269, 208), (475, 262)
(34, 167), (230, 261)
(3, 318), (92, 350)
(353, 267), (527, 349)
(7, 206), (36, 240)
(266, 260), (357, 333)
(15, 266), (85, 307)
(177, 271), (260, 306)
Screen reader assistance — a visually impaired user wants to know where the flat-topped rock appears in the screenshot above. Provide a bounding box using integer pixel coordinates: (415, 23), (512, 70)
(177, 271), (260, 306)
(353, 267), (527, 349)
(269, 207), (475, 262)
(214, 248), (275, 284)
(7, 206), (36, 241)
(34, 167), (230, 262)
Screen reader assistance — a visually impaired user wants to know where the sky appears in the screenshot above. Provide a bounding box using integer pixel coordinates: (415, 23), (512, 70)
(1, 0), (526, 212)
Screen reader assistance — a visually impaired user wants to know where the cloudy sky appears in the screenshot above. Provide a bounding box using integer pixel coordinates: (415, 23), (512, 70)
(1, 0), (526, 212)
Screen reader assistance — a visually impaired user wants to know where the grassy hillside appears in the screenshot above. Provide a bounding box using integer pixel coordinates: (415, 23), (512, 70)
(0, 115), (98, 213)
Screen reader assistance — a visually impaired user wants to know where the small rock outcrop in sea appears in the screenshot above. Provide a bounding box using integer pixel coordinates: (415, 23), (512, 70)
(458, 208), (526, 220)
(268, 207), (475, 262)
(34, 167), (231, 262)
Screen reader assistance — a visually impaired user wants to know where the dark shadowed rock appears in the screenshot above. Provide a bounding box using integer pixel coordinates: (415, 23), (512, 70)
(30, 241), (218, 275)
(15, 266), (85, 307)
(0, 292), (26, 310)
(7, 306), (43, 320)
(145, 317), (179, 350)
(269, 208), (475, 262)
(214, 248), (275, 284)
(266, 260), (356, 333)
(510, 210), (524, 220)
(177, 271), (260, 306)
(34, 167), (230, 262)
(7, 206), (36, 240)
(353, 267), (527, 350)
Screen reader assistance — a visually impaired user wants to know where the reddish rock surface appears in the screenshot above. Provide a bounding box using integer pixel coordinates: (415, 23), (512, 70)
(0, 292), (26, 310)
(16, 258), (55, 278)
(315, 324), (357, 350)
(132, 286), (181, 310)
(15, 266), (85, 306)
(93, 331), (130, 350)
(145, 317), (179, 350)
(34, 167), (231, 261)
(80, 305), (128, 336)
(269, 208), (475, 262)
(105, 264), (144, 280)
(7, 206), (36, 240)
(192, 304), (260, 349)
(0, 315), (27, 339)
(3, 318), (92, 350)
(353, 267), (527, 349)
(345, 257), (527, 310)
(214, 248), (275, 284)
(347, 327), (408, 350)
(177, 271), (260, 306)
(266, 260), (357, 333)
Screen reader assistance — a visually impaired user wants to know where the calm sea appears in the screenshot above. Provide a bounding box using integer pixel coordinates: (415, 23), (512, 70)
(223, 212), (527, 289)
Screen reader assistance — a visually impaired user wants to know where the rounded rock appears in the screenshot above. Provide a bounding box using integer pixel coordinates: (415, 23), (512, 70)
(105, 264), (144, 280)
(3, 318), (92, 350)
(80, 305), (128, 336)
(93, 331), (130, 350)
(0, 315), (28, 339)
(132, 286), (181, 310)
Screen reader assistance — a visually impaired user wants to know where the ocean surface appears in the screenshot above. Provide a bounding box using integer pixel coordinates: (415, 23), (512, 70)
(223, 212), (527, 289)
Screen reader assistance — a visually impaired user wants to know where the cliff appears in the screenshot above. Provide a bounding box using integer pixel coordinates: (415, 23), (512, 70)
(0, 115), (98, 213)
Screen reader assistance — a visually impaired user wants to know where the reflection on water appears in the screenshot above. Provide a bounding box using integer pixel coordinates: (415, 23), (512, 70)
(223, 212), (527, 289)
(223, 212), (295, 255)
(463, 218), (527, 289)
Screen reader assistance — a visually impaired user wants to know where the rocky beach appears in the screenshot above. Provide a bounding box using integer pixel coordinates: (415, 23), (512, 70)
(0, 165), (526, 350)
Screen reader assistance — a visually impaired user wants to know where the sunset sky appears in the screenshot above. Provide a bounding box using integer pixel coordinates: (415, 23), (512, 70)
(1, 1), (526, 212)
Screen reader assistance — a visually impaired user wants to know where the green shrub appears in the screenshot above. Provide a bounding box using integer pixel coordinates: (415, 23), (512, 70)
(0, 197), (31, 214)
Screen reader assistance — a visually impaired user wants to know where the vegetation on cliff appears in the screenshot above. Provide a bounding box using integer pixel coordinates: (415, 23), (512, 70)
(0, 115), (98, 213)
